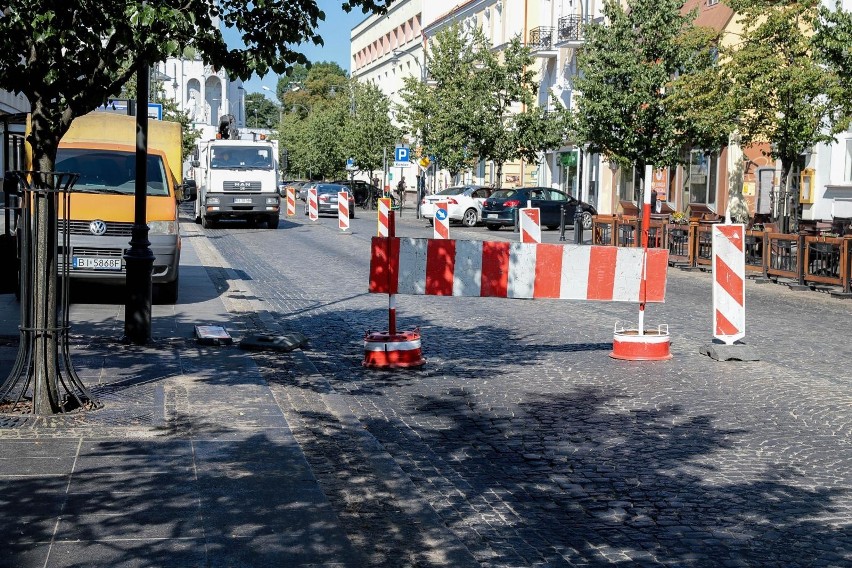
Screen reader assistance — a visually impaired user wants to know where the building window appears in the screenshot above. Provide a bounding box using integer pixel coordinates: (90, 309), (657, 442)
(686, 149), (717, 207)
(845, 138), (852, 183)
(617, 166), (639, 203)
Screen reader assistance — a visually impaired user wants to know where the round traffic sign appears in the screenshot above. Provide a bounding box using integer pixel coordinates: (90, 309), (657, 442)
(435, 208), (448, 221)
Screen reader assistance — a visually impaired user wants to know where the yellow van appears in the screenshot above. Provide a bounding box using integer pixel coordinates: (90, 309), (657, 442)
(43, 112), (190, 302)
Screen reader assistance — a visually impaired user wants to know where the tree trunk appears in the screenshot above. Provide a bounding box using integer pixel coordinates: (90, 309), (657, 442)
(495, 162), (504, 189)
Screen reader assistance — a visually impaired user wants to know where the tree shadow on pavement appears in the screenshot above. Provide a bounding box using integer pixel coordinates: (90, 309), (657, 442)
(0, 432), (364, 567)
(354, 386), (850, 566)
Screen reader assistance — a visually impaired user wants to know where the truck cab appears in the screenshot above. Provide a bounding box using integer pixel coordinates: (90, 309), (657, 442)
(193, 138), (280, 229)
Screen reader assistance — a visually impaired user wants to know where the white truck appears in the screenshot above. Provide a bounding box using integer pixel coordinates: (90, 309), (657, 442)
(192, 127), (280, 229)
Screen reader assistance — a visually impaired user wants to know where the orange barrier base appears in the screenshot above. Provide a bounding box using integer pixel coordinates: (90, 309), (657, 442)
(363, 329), (426, 368)
(610, 325), (672, 361)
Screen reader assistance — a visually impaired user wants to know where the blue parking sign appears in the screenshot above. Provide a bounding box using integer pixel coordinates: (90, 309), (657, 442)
(394, 147), (409, 163)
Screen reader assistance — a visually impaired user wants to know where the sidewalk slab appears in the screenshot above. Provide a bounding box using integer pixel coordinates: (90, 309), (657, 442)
(0, 231), (362, 568)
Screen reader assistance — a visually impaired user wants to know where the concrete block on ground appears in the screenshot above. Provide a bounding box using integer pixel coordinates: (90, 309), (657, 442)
(239, 332), (308, 352)
(699, 342), (760, 362)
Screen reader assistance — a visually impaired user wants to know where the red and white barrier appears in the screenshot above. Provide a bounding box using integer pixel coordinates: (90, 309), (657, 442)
(433, 202), (449, 240)
(610, 164), (671, 360)
(308, 187), (318, 221)
(377, 197), (391, 237)
(286, 187), (296, 217)
(369, 237), (668, 302)
(712, 224), (745, 344)
(338, 191), (350, 231)
(519, 207), (541, 243)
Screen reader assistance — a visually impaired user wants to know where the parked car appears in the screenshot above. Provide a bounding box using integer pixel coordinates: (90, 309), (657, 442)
(304, 183), (356, 217)
(481, 187), (597, 231)
(299, 181), (319, 202)
(333, 179), (380, 207)
(420, 185), (493, 227)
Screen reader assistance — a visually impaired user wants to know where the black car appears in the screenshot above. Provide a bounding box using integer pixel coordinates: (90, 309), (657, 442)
(333, 179), (381, 207)
(304, 183), (356, 217)
(481, 187), (597, 231)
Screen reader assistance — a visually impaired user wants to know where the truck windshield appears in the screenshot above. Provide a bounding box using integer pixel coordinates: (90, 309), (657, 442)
(56, 149), (170, 196)
(211, 146), (274, 170)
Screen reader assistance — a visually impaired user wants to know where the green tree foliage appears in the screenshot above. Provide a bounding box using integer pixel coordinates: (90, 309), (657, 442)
(401, 24), (568, 184)
(245, 92), (281, 129)
(401, 24), (479, 176)
(575, 0), (720, 181)
(468, 33), (567, 187)
(344, 81), (400, 181)
(279, 61), (349, 116)
(0, 0), (391, 174)
(715, 0), (852, 205)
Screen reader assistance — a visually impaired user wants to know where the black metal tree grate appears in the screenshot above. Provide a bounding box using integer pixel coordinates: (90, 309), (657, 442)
(0, 171), (100, 414)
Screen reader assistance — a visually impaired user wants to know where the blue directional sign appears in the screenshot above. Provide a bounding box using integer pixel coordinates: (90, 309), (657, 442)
(394, 146), (410, 169)
(346, 157), (356, 171)
(435, 208), (448, 221)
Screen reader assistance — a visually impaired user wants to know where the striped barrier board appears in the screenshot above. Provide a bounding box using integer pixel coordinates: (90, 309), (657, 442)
(519, 207), (541, 243)
(377, 197), (391, 237)
(369, 237), (668, 302)
(712, 224), (745, 344)
(308, 188), (318, 221)
(286, 187), (296, 217)
(434, 202), (449, 240)
(338, 191), (350, 231)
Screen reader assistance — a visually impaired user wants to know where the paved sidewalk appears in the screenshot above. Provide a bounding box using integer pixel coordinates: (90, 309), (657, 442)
(0, 233), (362, 567)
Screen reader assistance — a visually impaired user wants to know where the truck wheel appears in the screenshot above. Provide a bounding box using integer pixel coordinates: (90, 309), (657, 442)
(268, 215), (280, 229)
(202, 213), (215, 229)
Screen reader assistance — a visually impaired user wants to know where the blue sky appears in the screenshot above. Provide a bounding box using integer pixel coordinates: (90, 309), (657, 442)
(224, 1), (369, 101)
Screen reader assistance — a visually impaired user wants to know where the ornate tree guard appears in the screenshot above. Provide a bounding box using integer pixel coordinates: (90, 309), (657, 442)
(0, 171), (99, 414)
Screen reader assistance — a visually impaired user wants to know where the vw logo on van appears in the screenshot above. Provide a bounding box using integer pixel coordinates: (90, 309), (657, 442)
(89, 220), (107, 236)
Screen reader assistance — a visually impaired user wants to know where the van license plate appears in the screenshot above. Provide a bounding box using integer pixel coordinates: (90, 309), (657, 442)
(234, 198), (252, 204)
(73, 257), (122, 270)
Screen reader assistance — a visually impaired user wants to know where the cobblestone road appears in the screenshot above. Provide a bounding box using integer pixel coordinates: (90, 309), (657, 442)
(196, 209), (852, 567)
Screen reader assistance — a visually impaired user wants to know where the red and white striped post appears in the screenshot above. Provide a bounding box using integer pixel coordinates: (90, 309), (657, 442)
(338, 191), (350, 232)
(286, 187), (296, 217)
(308, 187), (318, 221)
(433, 202), (449, 239)
(519, 207), (541, 243)
(611, 164), (671, 360)
(377, 197), (391, 237)
(711, 224), (745, 344)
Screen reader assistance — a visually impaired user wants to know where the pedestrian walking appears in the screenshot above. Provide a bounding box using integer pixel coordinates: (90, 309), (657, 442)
(397, 177), (406, 208)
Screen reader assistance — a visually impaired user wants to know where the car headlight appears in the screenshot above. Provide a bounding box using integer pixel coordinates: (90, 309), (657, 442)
(148, 220), (178, 235)
(206, 196), (220, 205)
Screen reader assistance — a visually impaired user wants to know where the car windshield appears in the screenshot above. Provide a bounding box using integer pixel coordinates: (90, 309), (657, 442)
(491, 189), (517, 199)
(211, 146), (274, 170)
(56, 148), (169, 196)
(317, 185), (345, 194)
(436, 187), (466, 196)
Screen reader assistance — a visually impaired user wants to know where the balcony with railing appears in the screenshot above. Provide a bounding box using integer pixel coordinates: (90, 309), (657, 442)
(528, 26), (556, 53)
(558, 16), (584, 44)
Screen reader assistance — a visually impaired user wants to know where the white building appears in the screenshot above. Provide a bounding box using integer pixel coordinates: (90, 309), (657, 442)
(152, 57), (246, 142)
(350, 0), (425, 116)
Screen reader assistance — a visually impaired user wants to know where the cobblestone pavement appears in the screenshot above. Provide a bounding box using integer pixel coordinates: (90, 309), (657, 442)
(197, 209), (852, 567)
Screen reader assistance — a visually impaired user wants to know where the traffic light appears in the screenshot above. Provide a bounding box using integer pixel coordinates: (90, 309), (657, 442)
(281, 148), (289, 172)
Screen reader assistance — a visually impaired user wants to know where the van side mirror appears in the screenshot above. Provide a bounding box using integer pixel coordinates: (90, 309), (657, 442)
(191, 160), (200, 168)
(181, 180), (198, 202)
